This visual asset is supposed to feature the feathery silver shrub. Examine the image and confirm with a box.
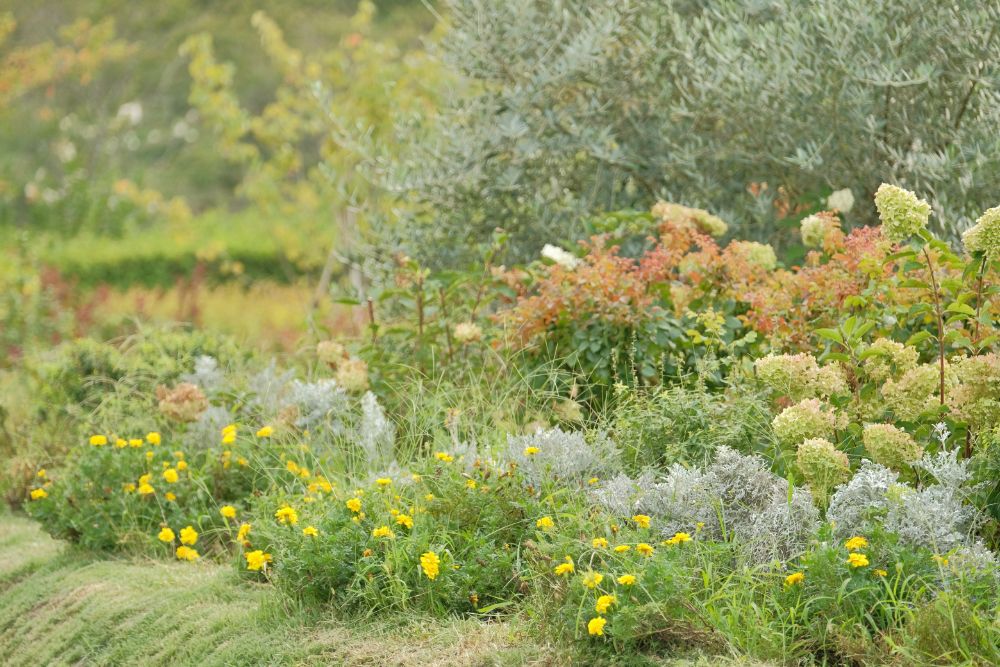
[594,447,819,563]
[507,427,620,487]
[283,379,349,433]
[182,355,225,394]
[357,391,395,469]
[828,450,983,553]
[389,0,1000,265]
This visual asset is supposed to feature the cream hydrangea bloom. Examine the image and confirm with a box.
[797,437,850,503]
[729,240,777,270]
[772,398,842,446]
[874,184,931,243]
[862,423,923,471]
[961,205,1000,260]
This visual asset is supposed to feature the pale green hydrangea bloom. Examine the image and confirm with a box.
[961,205,1000,260]
[772,398,841,446]
[874,183,931,243]
[861,339,919,383]
[729,240,777,271]
[862,423,923,471]
[797,437,850,504]
[755,353,847,401]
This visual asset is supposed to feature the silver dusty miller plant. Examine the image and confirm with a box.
[507,427,620,487]
[593,447,819,563]
[828,449,985,553]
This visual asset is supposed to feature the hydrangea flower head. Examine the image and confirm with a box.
[874,184,931,243]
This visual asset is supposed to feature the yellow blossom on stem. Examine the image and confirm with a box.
[785,572,804,586]
[220,505,237,519]
[395,514,414,529]
[237,523,252,543]
[588,617,607,636]
[592,537,609,549]
[256,425,274,438]
[158,527,175,542]
[179,525,198,546]
[582,571,604,589]
[617,574,636,586]
[275,505,298,525]
[163,468,179,484]
[847,552,869,568]
[302,526,319,537]
[665,532,691,546]
[146,432,161,445]
[175,546,199,561]
[346,497,362,513]
[636,543,654,557]
[536,516,554,530]
[595,595,616,614]
[245,550,272,571]
[613,545,631,553]
[632,514,651,529]
[434,452,454,463]
[554,556,575,576]
[89,435,107,446]
[419,550,441,580]
[30,488,48,500]
[523,446,540,456]
[844,536,868,551]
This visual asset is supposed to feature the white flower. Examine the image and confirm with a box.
[116,101,144,126]
[826,188,855,213]
[541,244,579,270]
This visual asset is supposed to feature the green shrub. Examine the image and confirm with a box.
[393,0,1000,264]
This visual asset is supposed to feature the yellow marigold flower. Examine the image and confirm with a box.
[275,505,298,525]
[176,460,188,471]
[145,451,154,461]
[222,423,237,435]
[617,574,636,586]
[536,516,554,530]
[395,514,414,529]
[346,497,362,513]
[632,514,651,529]
[420,551,441,580]
[220,505,237,519]
[554,556,575,576]
[237,457,248,467]
[362,548,373,558]
[874,569,888,577]
[847,552,869,568]
[588,477,599,485]
[115,438,128,448]
[237,522,252,543]
[372,525,395,539]
[582,571,604,589]
[245,549,272,571]
[138,483,155,496]
[435,452,454,463]
[179,525,198,545]
[256,425,274,438]
[523,446,540,456]
[587,616,607,636]
[614,545,631,553]
[595,594,616,614]
[785,572,805,586]
[222,431,236,445]
[175,546,199,561]
[89,434,107,446]
[37,469,46,479]
[665,532,692,546]
[636,543,654,557]
[375,477,392,487]
[592,537,609,549]
[285,460,300,475]
[158,527,175,542]
[424,493,434,502]
[129,438,144,448]
[123,482,136,493]
[302,526,319,537]
[844,536,868,551]
[163,468,179,484]
[165,492,176,502]
[146,432,161,445]
[465,479,477,490]
[139,473,152,485]
[30,488,48,500]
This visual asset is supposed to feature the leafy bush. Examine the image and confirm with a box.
[393,0,1000,264]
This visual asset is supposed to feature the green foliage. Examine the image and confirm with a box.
[394,0,1000,264]
[609,383,771,471]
